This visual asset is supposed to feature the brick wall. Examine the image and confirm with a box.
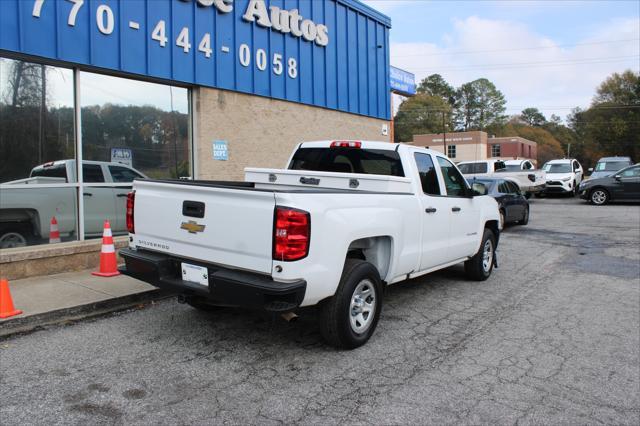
[195,88,390,181]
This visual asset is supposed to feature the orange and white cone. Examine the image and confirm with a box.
[92,220,120,277]
[0,278,23,319]
[49,216,61,244]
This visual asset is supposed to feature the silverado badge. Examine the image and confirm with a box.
[180,220,206,234]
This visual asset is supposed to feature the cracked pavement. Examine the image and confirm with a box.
[1,197,638,424]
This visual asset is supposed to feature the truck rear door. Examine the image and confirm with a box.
[132,180,276,274]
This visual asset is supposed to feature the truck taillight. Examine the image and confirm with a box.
[126,191,135,233]
[330,141,361,148]
[273,207,310,261]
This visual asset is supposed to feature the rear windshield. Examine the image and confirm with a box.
[503,165,522,171]
[595,161,631,172]
[30,164,68,181]
[289,148,405,177]
[458,163,488,174]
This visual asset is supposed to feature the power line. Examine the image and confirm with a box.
[406,55,640,72]
[391,38,640,58]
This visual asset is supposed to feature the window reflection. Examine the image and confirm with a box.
[0,58,75,183]
[80,72,190,180]
[0,58,77,248]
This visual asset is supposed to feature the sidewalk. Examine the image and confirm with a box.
[0,269,168,337]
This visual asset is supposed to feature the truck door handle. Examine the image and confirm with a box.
[425,207,437,213]
[83,192,93,197]
[452,207,461,212]
[116,193,128,197]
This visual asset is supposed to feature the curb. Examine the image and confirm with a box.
[0,289,174,339]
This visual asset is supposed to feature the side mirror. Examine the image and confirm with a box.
[614,175,622,181]
[472,182,487,196]
[588,167,594,172]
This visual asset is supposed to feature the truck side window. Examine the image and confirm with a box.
[83,164,105,183]
[437,157,469,197]
[109,166,142,183]
[414,153,440,195]
[498,181,509,194]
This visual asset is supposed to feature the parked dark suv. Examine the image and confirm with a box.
[578,164,640,205]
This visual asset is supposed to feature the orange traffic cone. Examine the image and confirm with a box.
[49,216,61,244]
[0,278,22,319]
[92,220,120,277]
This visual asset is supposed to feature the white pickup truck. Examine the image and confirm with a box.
[119,141,501,348]
[0,160,146,248]
[457,159,546,197]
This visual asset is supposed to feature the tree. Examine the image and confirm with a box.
[593,70,640,105]
[569,70,640,165]
[417,74,455,103]
[520,108,546,126]
[393,94,453,142]
[454,78,506,131]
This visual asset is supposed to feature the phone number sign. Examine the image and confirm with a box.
[0,0,392,120]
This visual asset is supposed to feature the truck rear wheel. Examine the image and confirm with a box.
[319,259,382,349]
[0,224,32,249]
[464,228,496,281]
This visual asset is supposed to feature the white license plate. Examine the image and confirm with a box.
[181,262,209,287]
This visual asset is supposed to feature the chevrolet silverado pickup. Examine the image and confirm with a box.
[119,141,501,348]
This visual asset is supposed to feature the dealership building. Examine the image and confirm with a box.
[0,0,393,278]
[412,131,538,164]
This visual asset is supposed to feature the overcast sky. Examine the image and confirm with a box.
[365,0,640,120]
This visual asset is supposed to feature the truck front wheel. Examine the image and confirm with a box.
[464,228,496,281]
[319,259,383,349]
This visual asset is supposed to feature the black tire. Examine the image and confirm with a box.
[319,259,383,349]
[534,192,544,198]
[499,209,506,229]
[524,192,532,200]
[464,228,496,281]
[589,188,610,205]
[0,223,33,249]
[518,206,529,225]
[185,296,223,311]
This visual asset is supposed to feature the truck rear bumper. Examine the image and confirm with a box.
[118,248,306,312]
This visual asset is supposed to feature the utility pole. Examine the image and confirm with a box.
[567,143,571,158]
[442,111,447,154]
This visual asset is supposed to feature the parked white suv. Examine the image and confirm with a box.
[541,159,584,196]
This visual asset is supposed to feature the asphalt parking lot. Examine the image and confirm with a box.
[1,196,638,425]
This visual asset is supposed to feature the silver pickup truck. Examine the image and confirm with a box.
[0,160,146,248]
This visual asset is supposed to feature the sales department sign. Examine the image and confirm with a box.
[0,0,392,120]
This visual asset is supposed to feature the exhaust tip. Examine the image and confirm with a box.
[281,312,298,323]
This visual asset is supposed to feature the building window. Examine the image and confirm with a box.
[491,144,501,157]
[447,145,456,159]
[0,57,192,249]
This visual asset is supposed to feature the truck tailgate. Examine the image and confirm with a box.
[131,180,275,274]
